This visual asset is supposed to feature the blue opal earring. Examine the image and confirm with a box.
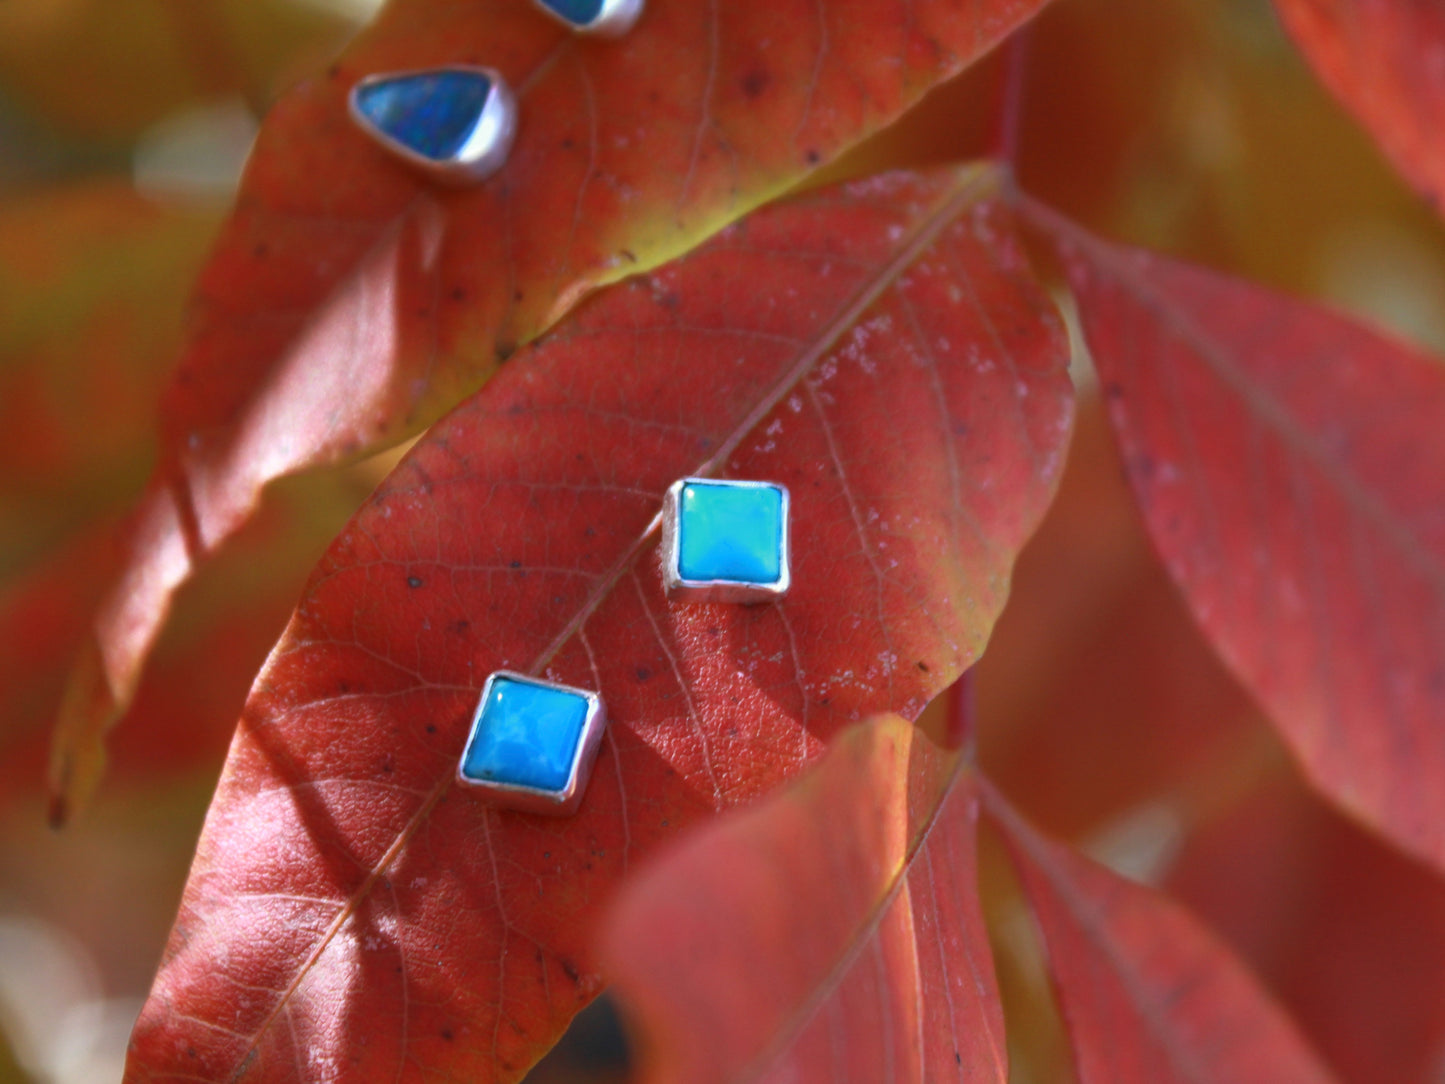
[532,0,644,36]
[661,478,792,604]
[349,65,517,183]
[458,671,607,815]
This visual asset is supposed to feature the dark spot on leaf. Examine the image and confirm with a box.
[635,666,651,682]
[513,289,524,302]
[426,725,437,734]
[510,559,522,569]
[805,148,820,164]
[450,618,471,635]
[741,68,770,98]
[187,1047,197,1059]
[562,137,575,149]
[621,249,637,263]
[450,286,465,301]
[916,660,930,672]
[327,64,340,79]
[1104,381,1124,401]
[441,1028,454,1042]
[561,960,581,983]
[496,340,516,362]
[253,242,269,258]
[407,575,423,588]
[954,1051,962,1065]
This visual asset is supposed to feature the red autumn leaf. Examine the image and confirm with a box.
[602,714,1003,1084]
[1167,758,1445,1084]
[0,183,220,578]
[977,395,1261,839]
[984,781,1340,1084]
[1273,0,1445,216]
[50,0,1057,820]
[0,472,376,804]
[123,167,1073,1082]
[1029,202,1445,875]
[0,183,373,800]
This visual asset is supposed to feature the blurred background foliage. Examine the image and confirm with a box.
[1,0,1443,1080]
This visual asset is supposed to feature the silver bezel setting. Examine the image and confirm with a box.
[457,670,607,815]
[661,478,792,604]
[348,65,518,185]
[533,0,644,37]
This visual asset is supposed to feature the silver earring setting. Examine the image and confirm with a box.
[531,0,644,37]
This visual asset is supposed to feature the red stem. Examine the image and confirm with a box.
[990,25,1033,171]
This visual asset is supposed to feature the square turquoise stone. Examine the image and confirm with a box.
[461,674,591,794]
[677,480,786,587]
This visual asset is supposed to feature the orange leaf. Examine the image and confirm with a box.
[1274,0,1445,216]
[1168,759,1445,1084]
[50,0,1056,817]
[603,715,1004,1084]
[985,781,1340,1084]
[0,183,219,578]
[1032,201,1445,875]
[123,166,1073,1082]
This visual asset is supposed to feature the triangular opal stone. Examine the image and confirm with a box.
[535,0,606,25]
[353,70,492,161]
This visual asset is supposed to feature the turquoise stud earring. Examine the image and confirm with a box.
[531,0,644,36]
[458,671,607,815]
[661,478,792,604]
[349,65,517,183]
